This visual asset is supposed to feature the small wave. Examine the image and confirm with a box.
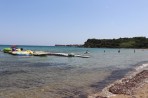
[135,63,148,71]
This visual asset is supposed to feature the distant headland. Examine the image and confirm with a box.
[83,36,148,48]
[55,44,82,47]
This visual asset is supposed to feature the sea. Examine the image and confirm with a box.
[0,45,148,98]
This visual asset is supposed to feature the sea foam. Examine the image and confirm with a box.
[135,63,148,71]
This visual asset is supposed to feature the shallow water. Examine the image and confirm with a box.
[0,45,148,98]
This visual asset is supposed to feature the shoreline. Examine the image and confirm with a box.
[88,70,148,98]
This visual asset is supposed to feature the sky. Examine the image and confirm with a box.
[0,0,148,46]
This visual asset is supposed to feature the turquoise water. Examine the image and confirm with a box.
[0,45,148,98]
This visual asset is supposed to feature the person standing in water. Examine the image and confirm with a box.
[85,50,89,54]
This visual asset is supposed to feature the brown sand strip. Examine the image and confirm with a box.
[89,70,148,98]
[109,70,148,95]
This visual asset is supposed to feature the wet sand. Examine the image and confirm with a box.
[88,70,148,98]
[110,83,148,98]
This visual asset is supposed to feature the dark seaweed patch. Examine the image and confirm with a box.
[90,68,132,91]
[57,88,88,98]
[0,78,44,89]
[27,62,68,67]
[0,70,27,76]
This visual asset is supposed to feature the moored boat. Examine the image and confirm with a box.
[3,48,12,53]
[11,50,33,56]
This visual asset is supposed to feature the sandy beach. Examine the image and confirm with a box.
[89,70,148,98]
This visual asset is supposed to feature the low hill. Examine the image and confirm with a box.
[83,37,148,48]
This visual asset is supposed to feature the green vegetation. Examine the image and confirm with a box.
[83,37,148,48]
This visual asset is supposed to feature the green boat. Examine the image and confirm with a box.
[3,48,12,53]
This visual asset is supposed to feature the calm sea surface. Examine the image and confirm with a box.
[0,45,148,98]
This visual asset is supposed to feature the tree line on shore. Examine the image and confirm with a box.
[83,37,148,48]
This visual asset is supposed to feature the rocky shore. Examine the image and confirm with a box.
[89,70,148,98]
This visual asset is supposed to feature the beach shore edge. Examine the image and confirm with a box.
[88,69,148,98]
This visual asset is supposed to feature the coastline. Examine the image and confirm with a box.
[88,69,148,98]
[1,47,148,98]
[110,83,148,98]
